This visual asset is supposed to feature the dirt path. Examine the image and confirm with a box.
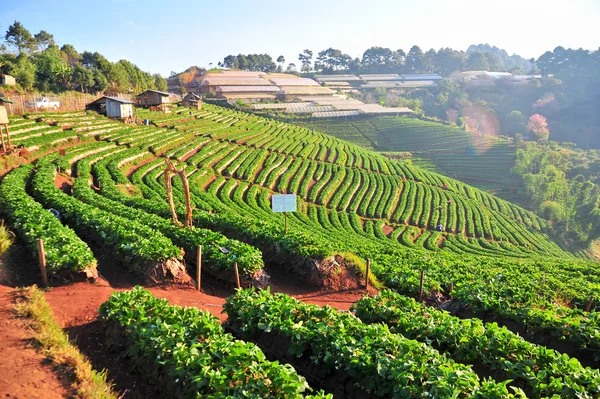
[0,285,68,399]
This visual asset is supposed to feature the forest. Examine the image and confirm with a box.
[0,21,168,94]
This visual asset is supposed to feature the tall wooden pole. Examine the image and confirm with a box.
[36,239,48,288]
[196,245,202,292]
[418,270,425,302]
[365,258,371,292]
[284,212,288,235]
[0,126,6,153]
[586,296,594,312]
[234,262,241,289]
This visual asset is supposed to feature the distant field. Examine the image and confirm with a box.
[300,116,524,199]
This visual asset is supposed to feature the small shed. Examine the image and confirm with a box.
[86,96,134,119]
[138,90,170,106]
[181,92,201,108]
[0,74,16,86]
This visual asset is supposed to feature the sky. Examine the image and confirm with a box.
[1,0,598,76]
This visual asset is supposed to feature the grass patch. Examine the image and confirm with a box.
[0,221,15,255]
[339,251,385,290]
[14,286,117,399]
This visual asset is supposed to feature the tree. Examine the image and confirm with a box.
[528,114,550,141]
[4,21,34,54]
[405,45,424,73]
[361,47,397,71]
[14,53,36,90]
[285,63,297,73]
[60,44,81,65]
[72,65,94,92]
[464,51,489,70]
[298,49,313,73]
[315,48,351,72]
[33,30,55,52]
[154,73,167,91]
[435,48,465,76]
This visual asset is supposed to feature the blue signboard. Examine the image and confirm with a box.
[272,194,297,213]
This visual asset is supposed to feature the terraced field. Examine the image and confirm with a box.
[301,116,523,196]
[2,106,600,398]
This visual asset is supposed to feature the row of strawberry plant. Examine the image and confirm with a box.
[0,164,97,278]
[353,290,600,398]
[100,287,331,398]
[224,288,525,398]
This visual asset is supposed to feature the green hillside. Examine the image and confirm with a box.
[2,105,600,397]
[300,116,523,199]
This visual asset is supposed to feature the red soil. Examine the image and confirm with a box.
[54,173,73,194]
[0,285,68,399]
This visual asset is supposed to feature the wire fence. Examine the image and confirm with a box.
[3,92,133,116]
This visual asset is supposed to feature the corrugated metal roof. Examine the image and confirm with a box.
[221,93,277,99]
[138,89,170,96]
[201,77,272,86]
[315,74,361,81]
[285,105,335,114]
[251,103,290,110]
[90,96,135,105]
[269,78,320,86]
[216,85,280,93]
[312,110,360,118]
[400,74,442,80]
[279,87,334,95]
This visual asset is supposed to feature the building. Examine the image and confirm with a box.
[0,74,16,86]
[138,90,170,111]
[86,96,135,119]
[181,92,202,108]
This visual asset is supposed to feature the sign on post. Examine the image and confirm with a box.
[272,194,297,234]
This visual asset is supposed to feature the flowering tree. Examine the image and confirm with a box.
[527,114,549,141]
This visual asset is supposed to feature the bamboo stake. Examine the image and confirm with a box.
[586,296,594,312]
[163,163,180,226]
[36,239,48,288]
[234,262,241,289]
[0,125,6,153]
[4,124,10,148]
[365,258,371,292]
[448,282,454,296]
[418,270,425,302]
[196,245,202,292]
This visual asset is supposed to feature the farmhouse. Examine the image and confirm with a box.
[86,96,135,119]
[0,74,16,86]
[138,89,171,112]
[181,92,202,108]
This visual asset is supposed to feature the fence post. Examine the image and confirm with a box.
[586,296,594,312]
[196,245,202,292]
[36,239,48,288]
[418,270,424,302]
[234,262,241,289]
[365,258,370,292]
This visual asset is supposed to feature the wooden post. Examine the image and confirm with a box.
[196,245,202,292]
[448,282,454,296]
[284,212,288,235]
[0,125,6,153]
[418,270,424,302]
[6,124,11,148]
[365,258,371,291]
[586,296,594,312]
[36,239,48,288]
[234,262,241,289]
[163,163,180,226]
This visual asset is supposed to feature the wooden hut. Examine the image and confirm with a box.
[138,90,170,111]
[181,92,201,108]
[86,96,135,120]
[0,74,16,86]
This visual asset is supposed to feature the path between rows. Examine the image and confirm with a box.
[0,285,68,399]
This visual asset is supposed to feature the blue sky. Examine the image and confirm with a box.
[2,0,598,76]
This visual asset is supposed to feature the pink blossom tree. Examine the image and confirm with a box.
[527,114,549,141]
